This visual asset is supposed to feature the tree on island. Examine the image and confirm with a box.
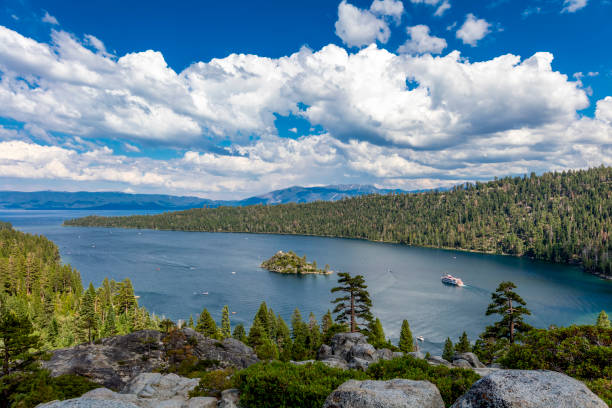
[455,331,471,353]
[398,320,414,353]
[596,310,610,328]
[331,272,373,333]
[196,308,217,338]
[484,281,531,344]
[442,337,454,361]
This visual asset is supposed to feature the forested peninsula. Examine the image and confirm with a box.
[65,167,612,278]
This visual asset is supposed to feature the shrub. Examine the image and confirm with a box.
[189,368,235,398]
[232,361,368,408]
[366,356,480,407]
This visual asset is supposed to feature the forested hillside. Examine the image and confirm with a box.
[66,167,612,278]
[0,222,159,349]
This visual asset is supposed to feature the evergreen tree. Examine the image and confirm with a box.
[442,337,454,361]
[596,310,610,328]
[196,308,217,338]
[254,302,269,332]
[484,281,532,343]
[276,315,292,361]
[455,331,471,353]
[247,317,268,348]
[160,318,175,333]
[290,308,309,360]
[79,283,97,343]
[188,315,195,329]
[331,272,373,332]
[256,337,279,361]
[321,310,333,336]
[102,304,117,337]
[368,317,385,347]
[221,305,231,339]
[306,312,322,352]
[116,278,137,315]
[398,320,414,353]
[232,324,247,343]
[0,306,40,376]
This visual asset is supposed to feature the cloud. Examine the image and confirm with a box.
[456,14,491,46]
[409,0,451,16]
[335,1,390,47]
[84,34,112,57]
[370,0,404,24]
[398,25,447,55]
[562,0,588,13]
[0,24,610,197]
[42,11,59,25]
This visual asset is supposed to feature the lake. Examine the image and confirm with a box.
[1,209,610,354]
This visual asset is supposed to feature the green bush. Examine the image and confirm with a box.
[1,369,100,408]
[366,356,481,407]
[189,368,235,398]
[232,361,368,408]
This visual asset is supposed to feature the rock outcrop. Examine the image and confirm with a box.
[323,379,445,408]
[451,353,484,369]
[43,329,258,390]
[37,373,218,408]
[451,369,608,408]
[314,332,397,371]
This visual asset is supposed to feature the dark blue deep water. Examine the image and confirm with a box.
[1,210,610,354]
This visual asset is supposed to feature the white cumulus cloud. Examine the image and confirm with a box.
[335,1,391,48]
[370,0,404,24]
[42,11,59,25]
[562,0,588,13]
[398,25,447,55]
[456,14,491,46]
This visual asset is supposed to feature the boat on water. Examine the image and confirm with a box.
[202,291,209,295]
[441,274,465,286]
[417,336,424,342]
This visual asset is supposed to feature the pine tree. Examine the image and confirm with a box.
[331,272,373,332]
[196,308,217,338]
[232,324,247,343]
[188,315,195,329]
[254,302,270,333]
[321,310,333,336]
[306,312,321,352]
[221,305,231,339]
[276,315,292,361]
[368,317,385,347]
[116,278,137,315]
[160,318,175,333]
[484,281,532,343]
[398,320,414,353]
[247,317,268,348]
[79,282,97,343]
[596,310,610,328]
[0,307,41,376]
[290,308,309,360]
[442,337,454,361]
[102,304,117,337]
[455,331,471,353]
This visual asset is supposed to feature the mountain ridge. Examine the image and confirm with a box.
[0,185,412,210]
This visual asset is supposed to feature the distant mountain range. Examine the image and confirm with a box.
[0,185,414,210]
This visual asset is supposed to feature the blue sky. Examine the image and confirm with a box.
[0,0,610,198]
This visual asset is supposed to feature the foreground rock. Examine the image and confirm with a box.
[315,332,398,371]
[43,329,258,389]
[38,373,218,408]
[451,370,608,408]
[323,379,445,408]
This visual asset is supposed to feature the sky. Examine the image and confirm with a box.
[0,0,611,199]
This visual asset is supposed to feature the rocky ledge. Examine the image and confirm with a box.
[42,329,258,390]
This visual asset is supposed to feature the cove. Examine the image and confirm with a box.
[2,209,610,354]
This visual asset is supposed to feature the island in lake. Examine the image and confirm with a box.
[261,250,332,274]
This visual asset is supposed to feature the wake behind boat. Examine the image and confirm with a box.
[441,274,465,286]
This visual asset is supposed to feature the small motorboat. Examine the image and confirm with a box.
[417,336,424,342]
[231,311,237,315]
[231,271,236,274]
[202,291,209,295]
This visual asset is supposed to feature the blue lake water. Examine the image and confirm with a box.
[1,209,611,354]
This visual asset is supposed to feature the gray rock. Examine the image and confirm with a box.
[426,356,452,368]
[330,332,368,361]
[37,399,140,408]
[347,357,371,371]
[451,370,608,408]
[184,397,217,408]
[472,367,498,377]
[323,379,445,408]
[407,351,424,360]
[391,352,404,359]
[452,359,472,369]
[349,343,378,363]
[43,329,258,390]
[375,348,394,361]
[122,373,199,400]
[218,389,240,408]
[317,344,333,360]
[452,353,484,369]
[321,358,349,370]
